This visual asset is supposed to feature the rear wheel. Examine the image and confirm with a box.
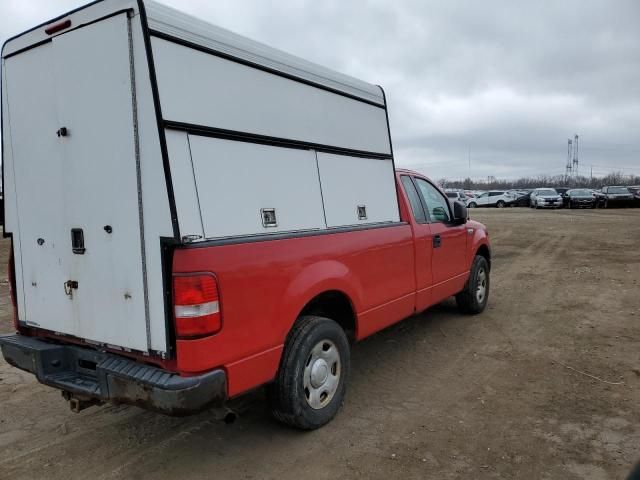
[268,315,350,430]
[456,255,490,314]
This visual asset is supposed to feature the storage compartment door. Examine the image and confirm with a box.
[188,136,326,239]
[316,153,400,228]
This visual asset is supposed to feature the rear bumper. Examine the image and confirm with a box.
[0,334,226,415]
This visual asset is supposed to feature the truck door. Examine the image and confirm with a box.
[3,13,150,352]
[399,175,433,311]
[413,177,468,302]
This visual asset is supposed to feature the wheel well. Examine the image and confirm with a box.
[299,291,356,342]
[476,244,491,271]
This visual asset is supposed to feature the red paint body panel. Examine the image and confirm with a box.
[168,171,490,398]
[173,224,416,378]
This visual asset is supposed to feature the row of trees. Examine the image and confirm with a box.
[439,172,640,191]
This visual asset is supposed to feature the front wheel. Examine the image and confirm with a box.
[496,200,505,208]
[456,255,490,314]
[268,315,350,430]
[468,202,477,208]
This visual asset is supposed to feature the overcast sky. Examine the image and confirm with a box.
[1,0,638,180]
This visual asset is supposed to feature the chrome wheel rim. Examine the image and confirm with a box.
[303,339,341,410]
[476,268,487,303]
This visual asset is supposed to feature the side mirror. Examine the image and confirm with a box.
[453,201,467,224]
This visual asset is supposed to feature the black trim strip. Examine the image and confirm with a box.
[159,237,177,357]
[3,38,51,60]
[164,120,392,160]
[149,30,386,109]
[183,221,408,249]
[137,1,180,241]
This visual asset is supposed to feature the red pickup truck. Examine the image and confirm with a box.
[0,0,490,430]
[178,169,491,429]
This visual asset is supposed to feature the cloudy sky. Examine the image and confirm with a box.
[1,0,638,180]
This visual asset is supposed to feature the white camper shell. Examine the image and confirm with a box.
[1,0,398,357]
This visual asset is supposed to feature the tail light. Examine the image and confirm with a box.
[173,274,222,338]
[45,19,71,35]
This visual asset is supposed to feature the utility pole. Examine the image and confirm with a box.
[572,134,579,179]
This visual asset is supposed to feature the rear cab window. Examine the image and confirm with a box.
[401,176,427,223]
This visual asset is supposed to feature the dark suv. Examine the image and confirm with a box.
[597,186,634,208]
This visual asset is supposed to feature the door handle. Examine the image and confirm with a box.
[433,234,441,248]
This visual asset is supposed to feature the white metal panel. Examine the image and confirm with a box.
[317,153,400,228]
[1,64,26,320]
[129,14,174,353]
[3,45,65,326]
[151,37,391,155]
[144,0,384,106]
[4,14,149,352]
[165,130,204,241]
[188,136,326,239]
[50,14,148,351]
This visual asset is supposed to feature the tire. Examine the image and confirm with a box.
[268,315,350,430]
[468,202,477,208]
[496,200,505,208]
[456,255,490,315]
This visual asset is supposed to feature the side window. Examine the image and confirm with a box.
[401,176,426,223]
[489,192,502,197]
[414,178,451,223]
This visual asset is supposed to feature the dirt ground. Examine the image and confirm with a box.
[0,208,639,479]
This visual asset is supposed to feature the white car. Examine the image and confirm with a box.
[530,188,563,209]
[467,191,515,208]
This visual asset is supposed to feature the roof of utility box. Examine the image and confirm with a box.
[143,0,385,106]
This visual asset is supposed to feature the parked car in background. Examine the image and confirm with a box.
[445,190,468,205]
[598,186,634,208]
[566,189,596,208]
[627,186,640,207]
[530,188,563,209]
[509,191,532,207]
[554,188,571,208]
[467,191,515,208]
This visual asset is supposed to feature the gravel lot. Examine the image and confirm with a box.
[0,208,639,479]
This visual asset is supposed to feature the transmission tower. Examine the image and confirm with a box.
[565,138,573,183]
[572,134,579,178]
